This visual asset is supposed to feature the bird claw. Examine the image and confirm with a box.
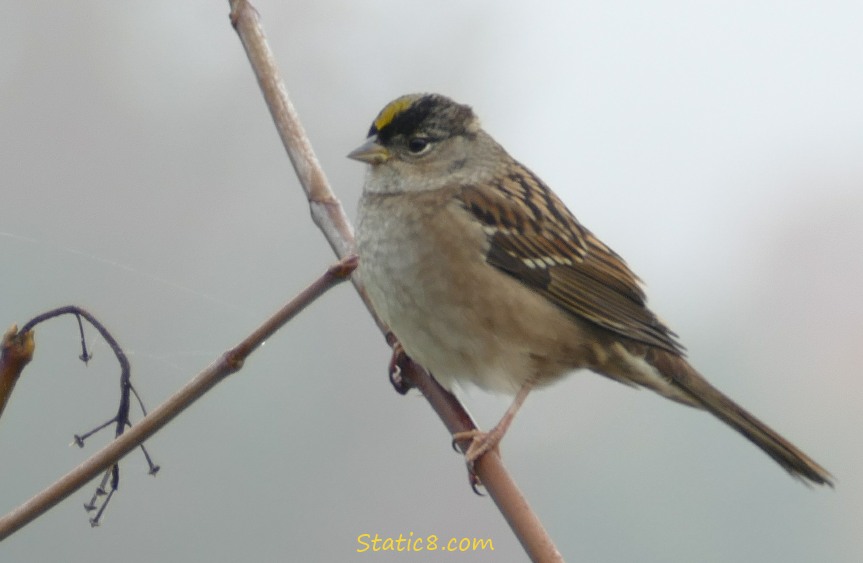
[387,339,413,395]
[468,468,485,496]
[452,428,506,495]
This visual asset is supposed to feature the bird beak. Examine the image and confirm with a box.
[347,138,391,164]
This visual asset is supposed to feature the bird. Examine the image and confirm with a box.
[348,92,832,486]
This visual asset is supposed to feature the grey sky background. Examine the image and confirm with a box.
[2,2,861,561]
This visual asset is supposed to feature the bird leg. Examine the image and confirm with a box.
[453,381,533,465]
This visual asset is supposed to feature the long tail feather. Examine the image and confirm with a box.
[646,348,833,486]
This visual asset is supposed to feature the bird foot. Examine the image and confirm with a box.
[452,428,503,494]
[387,338,413,395]
[452,426,504,466]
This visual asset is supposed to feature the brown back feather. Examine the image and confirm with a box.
[458,167,683,354]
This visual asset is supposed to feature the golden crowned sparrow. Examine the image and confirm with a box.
[349,93,832,486]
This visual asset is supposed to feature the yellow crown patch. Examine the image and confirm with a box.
[373,95,418,133]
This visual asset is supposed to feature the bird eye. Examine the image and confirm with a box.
[407,137,431,154]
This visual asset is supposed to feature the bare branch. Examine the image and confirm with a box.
[13,306,160,523]
[0,255,357,541]
[228,1,563,560]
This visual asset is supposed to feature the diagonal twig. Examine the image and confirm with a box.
[0,255,357,541]
[228,1,563,561]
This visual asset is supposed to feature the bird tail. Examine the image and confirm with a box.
[645,348,834,486]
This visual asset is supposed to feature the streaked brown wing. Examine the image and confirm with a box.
[458,170,683,354]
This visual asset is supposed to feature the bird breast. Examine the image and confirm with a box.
[357,187,595,394]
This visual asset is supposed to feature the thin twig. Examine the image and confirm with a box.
[228,2,563,561]
[22,307,135,441]
[18,306,159,522]
[0,255,357,541]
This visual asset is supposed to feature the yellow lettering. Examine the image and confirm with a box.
[474,537,494,551]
